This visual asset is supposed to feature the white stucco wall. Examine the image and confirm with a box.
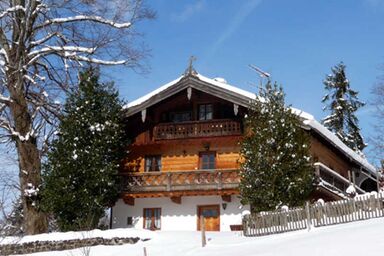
[112,195,250,231]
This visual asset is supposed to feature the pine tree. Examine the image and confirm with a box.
[41,68,127,231]
[240,81,314,212]
[322,62,366,152]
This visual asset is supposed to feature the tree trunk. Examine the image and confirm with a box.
[8,69,48,235]
[17,139,48,235]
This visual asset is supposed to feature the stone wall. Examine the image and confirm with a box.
[0,236,143,255]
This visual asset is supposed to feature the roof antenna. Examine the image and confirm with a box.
[185,56,197,76]
[248,64,270,78]
[248,64,271,88]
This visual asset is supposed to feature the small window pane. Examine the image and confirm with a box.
[200,152,215,169]
[144,208,161,230]
[199,104,213,120]
[205,105,213,120]
[154,209,161,229]
[171,112,191,122]
[144,209,152,229]
[145,156,161,172]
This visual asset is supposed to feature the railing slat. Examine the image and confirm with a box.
[153,119,242,140]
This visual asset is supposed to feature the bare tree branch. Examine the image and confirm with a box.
[0,0,154,234]
[36,15,132,30]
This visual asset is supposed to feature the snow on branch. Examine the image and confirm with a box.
[0,5,26,19]
[0,94,12,104]
[37,15,132,29]
[65,55,126,65]
[30,32,61,47]
[28,46,97,58]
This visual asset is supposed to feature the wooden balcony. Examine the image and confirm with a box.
[314,162,365,197]
[120,169,240,194]
[153,119,242,140]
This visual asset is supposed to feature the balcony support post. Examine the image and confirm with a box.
[167,172,171,191]
[170,196,182,204]
[221,195,231,202]
[123,196,135,206]
[218,171,223,190]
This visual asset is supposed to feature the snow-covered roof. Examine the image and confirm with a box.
[126,76,184,109]
[124,72,377,175]
[303,118,376,174]
[195,73,256,100]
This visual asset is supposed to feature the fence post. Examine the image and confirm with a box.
[305,201,311,232]
[143,247,147,256]
[201,217,206,247]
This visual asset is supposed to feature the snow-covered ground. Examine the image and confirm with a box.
[5,218,384,256]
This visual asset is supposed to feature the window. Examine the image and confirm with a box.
[143,208,161,230]
[199,152,216,169]
[199,104,213,120]
[170,111,192,122]
[127,217,133,226]
[145,155,161,172]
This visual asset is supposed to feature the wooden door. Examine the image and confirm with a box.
[198,205,220,231]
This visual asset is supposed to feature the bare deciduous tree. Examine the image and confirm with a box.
[0,0,154,234]
[371,81,384,163]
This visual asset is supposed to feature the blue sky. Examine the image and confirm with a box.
[110,0,384,164]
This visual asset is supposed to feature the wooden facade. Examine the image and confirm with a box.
[119,72,376,205]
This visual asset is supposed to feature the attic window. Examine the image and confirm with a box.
[199,104,213,120]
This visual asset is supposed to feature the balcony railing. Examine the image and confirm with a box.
[121,169,240,193]
[120,163,364,197]
[314,162,365,196]
[153,119,241,140]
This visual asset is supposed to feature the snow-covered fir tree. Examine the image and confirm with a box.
[240,81,314,212]
[41,68,127,231]
[322,62,366,152]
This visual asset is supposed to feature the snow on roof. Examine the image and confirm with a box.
[213,77,228,83]
[196,73,256,100]
[125,76,184,109]
[304,118,376,174]
[123,72,377,175]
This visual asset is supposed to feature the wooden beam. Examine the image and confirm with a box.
[123,196,135,205]
[121,188,240,199]
[170,196,182,204]
[221,195,231,202]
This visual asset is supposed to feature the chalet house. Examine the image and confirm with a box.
[111,67,378,232]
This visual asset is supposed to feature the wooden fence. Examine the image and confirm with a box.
[243,192,384,237]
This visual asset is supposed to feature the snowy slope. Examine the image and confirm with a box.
[8,217,384,256]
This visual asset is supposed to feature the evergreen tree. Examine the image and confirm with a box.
[240,81,313,212]
[322,62,366,152]
[41,68,127,231]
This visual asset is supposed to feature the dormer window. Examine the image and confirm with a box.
[199,104,213,120]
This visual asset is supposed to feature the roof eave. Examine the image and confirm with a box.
[123,74,254,118]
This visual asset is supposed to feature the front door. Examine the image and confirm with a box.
[198,205,220,231]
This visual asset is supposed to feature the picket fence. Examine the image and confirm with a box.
[243,192,384,237]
